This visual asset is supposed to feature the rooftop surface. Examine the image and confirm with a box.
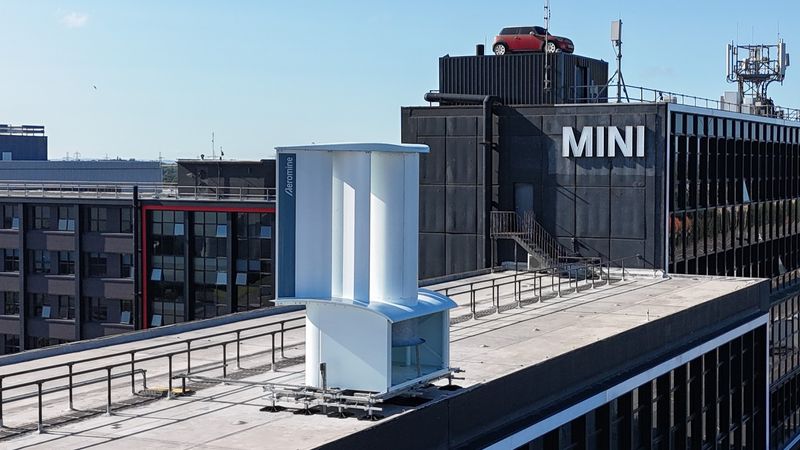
[0,271,765,449]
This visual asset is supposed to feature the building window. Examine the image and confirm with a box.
[31,250,52,274]
[236,212,274,311]
[87,252,107,277]
[2,291,19,315]
[149,210,186,326]
[120,299,132,324]
[29,293,46,317]
[58,206,76,231]
[1,248,19,272]
[89,207,108,232]
[2,205,19,230]
[193,211,229,319]
[121,208,133,233]
[121,253,133,278]
[56,295,75,320]
[152,210,185,236]
[58,251,76,275]
[33,206,50,230]
[2,334,19,354]
[84,296,108,322]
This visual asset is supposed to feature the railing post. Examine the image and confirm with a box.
[37,382,43,433]
[584,263,589,290]
[557,274,562,298]
[471,289,476,319]
[537,274,542,300]
[68,363,74,410]
[236,331,242,369]
[222,343,228,378]
[167,355,173,399]
[0,377,4,428]
[591,263,596,289]
[280,321,285,358]
[130,352,136,395]
[271,333,277,372]
[106,367,113,416]
[186,341,191,374]
[622,259,626,282]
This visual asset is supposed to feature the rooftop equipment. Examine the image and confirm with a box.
[726,39,790,117]
[274,143,456,395]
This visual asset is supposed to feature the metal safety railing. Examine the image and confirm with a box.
[438,254,655,323]
[491,210,572,266]
[0,181,276,202]
[568,84,800,122]
[0,254,653,435]
[0,315,303,434]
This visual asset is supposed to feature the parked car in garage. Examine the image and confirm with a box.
[492,26,574,55]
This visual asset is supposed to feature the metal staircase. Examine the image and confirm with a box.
[490,211,573,268]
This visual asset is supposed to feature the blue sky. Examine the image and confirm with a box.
[0,0,797,161]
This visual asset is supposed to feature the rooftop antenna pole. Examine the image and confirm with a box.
[211,131,216,160]
[543,0,551,101]
[610,19,628,102]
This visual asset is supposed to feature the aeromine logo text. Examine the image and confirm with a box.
[284,155,294,197]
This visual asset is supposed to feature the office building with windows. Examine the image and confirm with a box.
[0,182,275,355]
[399,51,800,449]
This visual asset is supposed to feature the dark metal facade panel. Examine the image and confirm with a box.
[445,186,478,234]
[575,186,610,238]
[404,102,666,275]
[419,233,446,280]
[417,137,447,185]
[403,106,490,279]
[445,137,479,185]
[446,234,477,275]
[0,134,47,161]
[610,188,646,239]
[419,185,445,233]
[496,103,666,269]
[439,53,608,106]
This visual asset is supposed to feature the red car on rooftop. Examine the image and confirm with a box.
[492,26,574,55]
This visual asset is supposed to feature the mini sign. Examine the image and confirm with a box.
[562,125,645,158]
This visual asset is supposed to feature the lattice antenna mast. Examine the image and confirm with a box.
[726,39,790,116]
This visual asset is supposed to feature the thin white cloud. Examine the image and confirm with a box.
[61,12,89,29]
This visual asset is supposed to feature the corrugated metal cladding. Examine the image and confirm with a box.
[438,53,608,105]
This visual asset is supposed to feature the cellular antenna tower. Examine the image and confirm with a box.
[726,39,790,117]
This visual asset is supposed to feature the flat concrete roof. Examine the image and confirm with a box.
[1,272,768,449]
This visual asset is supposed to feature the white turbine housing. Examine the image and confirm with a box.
[274,143,455,394]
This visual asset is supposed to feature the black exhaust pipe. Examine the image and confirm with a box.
[423,92,500,269]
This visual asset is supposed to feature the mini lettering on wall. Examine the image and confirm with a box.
[562,126,645,158]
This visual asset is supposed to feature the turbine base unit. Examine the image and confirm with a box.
[274,143,456,395]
